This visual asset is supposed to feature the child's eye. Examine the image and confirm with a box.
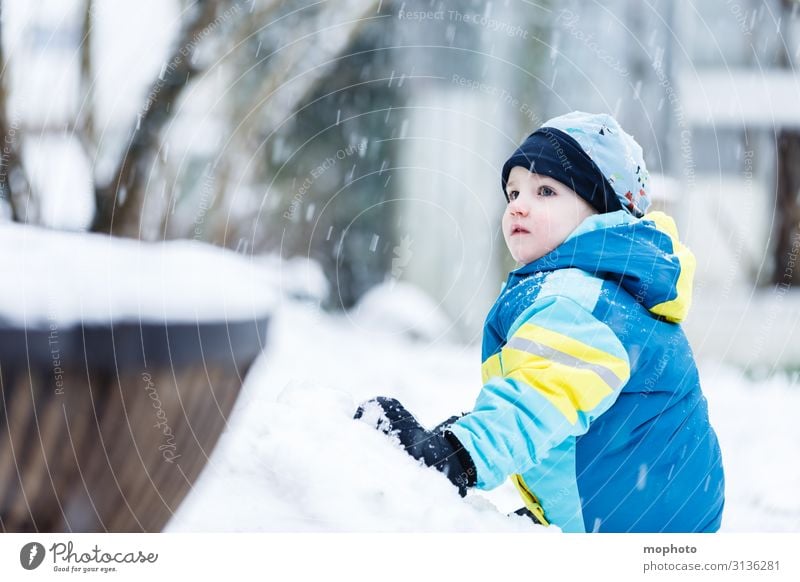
[506,190,520,202]
[538,186,556,197]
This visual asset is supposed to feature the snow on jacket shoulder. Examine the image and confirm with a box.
[449,211,725,533]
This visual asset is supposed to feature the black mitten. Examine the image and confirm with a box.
[355,397,476,496]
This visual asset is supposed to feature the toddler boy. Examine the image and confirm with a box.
[356,111,725,533]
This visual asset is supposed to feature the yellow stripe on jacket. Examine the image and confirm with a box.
[501,321,630,425]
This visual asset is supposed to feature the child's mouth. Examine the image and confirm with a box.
[511,225,530,236]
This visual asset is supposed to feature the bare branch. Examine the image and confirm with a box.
[91,0,238,236]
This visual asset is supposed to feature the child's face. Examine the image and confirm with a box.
[502,167,598,265]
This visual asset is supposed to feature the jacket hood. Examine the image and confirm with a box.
[507,210,696,323]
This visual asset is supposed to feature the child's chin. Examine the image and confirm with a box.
[511,249,544,265]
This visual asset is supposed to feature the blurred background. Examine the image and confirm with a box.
[1,0,799,531]
[2,0,800,356]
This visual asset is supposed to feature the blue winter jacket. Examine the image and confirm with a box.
[449,210,725,532]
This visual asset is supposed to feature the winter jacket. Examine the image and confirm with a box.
[448,210,725,532]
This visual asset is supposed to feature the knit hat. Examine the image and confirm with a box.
[501,111,650,217]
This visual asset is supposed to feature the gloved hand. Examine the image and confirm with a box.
[354,397,477,496]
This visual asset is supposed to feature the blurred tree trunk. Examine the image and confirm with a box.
[0,0,35,222]
[771,0,799,287]
[76,0,96,159]
[774,130,800,287]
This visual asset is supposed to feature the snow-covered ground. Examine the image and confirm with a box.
[702,364,800,532]
[167,283,800,533]
[167,294,541,532]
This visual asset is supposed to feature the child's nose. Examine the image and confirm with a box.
[508,198,528,216]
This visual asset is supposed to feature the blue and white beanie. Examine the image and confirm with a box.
[501,111,651,217]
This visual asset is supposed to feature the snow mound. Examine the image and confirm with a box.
[261,254,329,304]
[350,281,454,342]
[167,301,542,532]
[170,379,541,532]
[0,223,277,325]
